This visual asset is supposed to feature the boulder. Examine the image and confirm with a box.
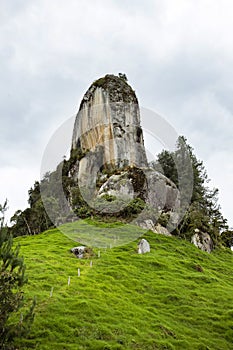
[98,172,134,199]
[191,231,213,253]
[136,221,172,236]
[96,167,180,234]
[138,238,150,254]
[137,219,155,231]
[142,168,180,212]
[71,246,87,259]
[154,224,172,236]
[97,168,180,210]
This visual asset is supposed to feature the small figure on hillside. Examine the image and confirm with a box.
[138,238,150,254]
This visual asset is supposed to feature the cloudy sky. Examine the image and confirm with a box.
[0,0,232,227]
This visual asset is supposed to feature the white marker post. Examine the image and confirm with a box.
[68,276,71,286]
[78,268,80,277]
[90,260,93,267]
[50,287,54,297]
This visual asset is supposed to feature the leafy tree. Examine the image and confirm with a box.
[10,179,55,237]
[221,229,233,248]
[28,181,41,207]
[153,150,178,185]
[151,136,228,244]
[0,201,35,349]
[10,210,30,237]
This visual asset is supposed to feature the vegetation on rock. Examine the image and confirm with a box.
[91,74,138,103]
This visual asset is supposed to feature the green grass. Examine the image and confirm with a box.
[59,218,146,248]
[14,219,233,349]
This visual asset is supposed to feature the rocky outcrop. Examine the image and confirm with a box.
[142,169,180,211]
[155,224,172,236]
[136,220,172,236]
[69,74,180,236]
[96,167,180,232]
[97,168,180,209]
[72,74,148,175]
[98,172,134,200]
[191,230,214,253]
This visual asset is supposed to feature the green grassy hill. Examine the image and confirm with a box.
[15,220,233,350]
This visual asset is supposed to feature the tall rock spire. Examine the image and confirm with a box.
[68,74,180,235]
[71,74,148,170]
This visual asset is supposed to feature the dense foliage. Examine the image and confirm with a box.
[0,201,35,349]
[151,136,228,243]
[10,181,53,237]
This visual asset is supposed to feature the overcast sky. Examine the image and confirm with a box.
[0,0,232,227]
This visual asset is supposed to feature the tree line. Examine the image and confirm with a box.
[8,136,233,247]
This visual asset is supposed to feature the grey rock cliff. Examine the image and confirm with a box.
[69,74,181,236]
[72,74,148,174]
[96,167,180,232]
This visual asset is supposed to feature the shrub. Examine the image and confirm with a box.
[0,201,35,349]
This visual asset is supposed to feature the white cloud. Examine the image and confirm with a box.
[206,151,233,229]
[0,166,39,223]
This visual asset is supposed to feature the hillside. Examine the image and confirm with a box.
[15,220,233,350]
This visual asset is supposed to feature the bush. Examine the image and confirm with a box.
[221,230,233,248]
[121,198,145,218]
[158,213,170,227]
[0,201,35,349]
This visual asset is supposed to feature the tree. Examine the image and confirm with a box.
[151,136,228,244]
[10,210,32,236]
[0,201,35,349]
[154,150,178,185]
[28,181,41,207]
[221,229,233,248]
[10,178,55,237]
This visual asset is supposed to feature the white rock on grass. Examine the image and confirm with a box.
[138,238,150,254]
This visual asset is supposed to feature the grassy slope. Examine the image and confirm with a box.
[14,220,233,350]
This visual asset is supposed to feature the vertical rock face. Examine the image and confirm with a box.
[69,74,180,237]
[71,74,148,171]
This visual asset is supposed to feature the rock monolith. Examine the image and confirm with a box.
[69,74,180,234]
